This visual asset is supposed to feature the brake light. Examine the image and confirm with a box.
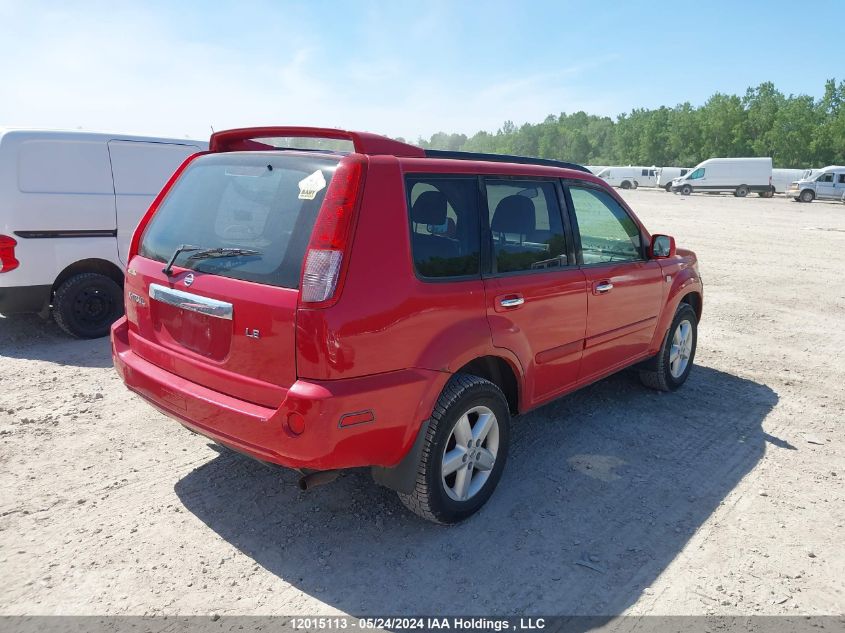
[300,157,365,307]
[127,151,209,261]
[0,235,19,273]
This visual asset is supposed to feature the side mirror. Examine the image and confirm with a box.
[650,234,676,259]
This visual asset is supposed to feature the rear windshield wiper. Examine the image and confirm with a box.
[162,244,201,276]
[187,247,262,261]
[161,245,262,276]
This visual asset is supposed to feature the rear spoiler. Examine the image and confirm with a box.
[209,126,426,157]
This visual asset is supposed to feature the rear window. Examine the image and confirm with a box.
[139,153,339,288]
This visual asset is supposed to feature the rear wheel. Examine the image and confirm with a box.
[664,183,672,192]
[680,184,692,196]
[758,187,774,198]
[639,303,697,392]
[53,272,124,339]
[799,189,815,203]
[398,374,510,524]
[735,185,749,197]
[620,180,632,190]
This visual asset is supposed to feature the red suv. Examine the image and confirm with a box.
[112,127,703,523]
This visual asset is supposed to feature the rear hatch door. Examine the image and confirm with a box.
[124,152,341,408]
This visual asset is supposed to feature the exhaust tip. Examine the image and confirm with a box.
[298,470,340,491]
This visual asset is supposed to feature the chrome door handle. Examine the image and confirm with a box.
[595,282,614,293]
[499,297,525,308]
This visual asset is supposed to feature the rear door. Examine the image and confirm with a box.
[481,178,587,405]
[125,152,341,407]
[564,183,664,382]
[108,140,202,265]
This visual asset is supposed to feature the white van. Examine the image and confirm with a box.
[596,166,658,189]
[787,166,845,202]
[670,157,773,197]
[771,168,806,194]
[0,129,206,337]
[656,167,693,191]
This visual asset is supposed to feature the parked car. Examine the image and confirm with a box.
[771,168,806,194]
[671,157,773,197]
[596,166,658,189]
[111,127,703,523]
[656,167,693,192]
[787,166,845,202]
[0,129,206,337]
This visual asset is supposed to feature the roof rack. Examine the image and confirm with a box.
[424,149,591,173]
[209,126,425,157]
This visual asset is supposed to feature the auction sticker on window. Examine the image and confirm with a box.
[298,169,327,200]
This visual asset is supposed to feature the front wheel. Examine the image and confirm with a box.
[664,183,672,192]
[735,185,749,197]
[799,189,815,203]
[639,303,698,392]
[680,184,692,196]
[398,374,510,524]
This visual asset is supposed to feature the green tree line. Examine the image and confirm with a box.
[411,80,845,169]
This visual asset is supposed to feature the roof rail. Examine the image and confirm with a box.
[209,126,425,157]
[424,149,591,173]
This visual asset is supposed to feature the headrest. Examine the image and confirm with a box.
[491,195,535,234]
[411,191,448,225]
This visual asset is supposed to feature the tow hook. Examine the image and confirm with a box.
[298,470,340,491]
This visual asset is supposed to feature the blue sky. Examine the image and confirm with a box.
[0,0,841,142]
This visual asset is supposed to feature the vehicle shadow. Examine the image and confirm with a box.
[0,313,113,369]
[175,365,779,615]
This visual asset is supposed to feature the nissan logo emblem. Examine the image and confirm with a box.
[184,273,194,287]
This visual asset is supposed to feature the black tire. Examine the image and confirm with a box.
[639,303,698,392]
[398,374,510,524]
[680,184,692,196]
[758,187,774,198]
[735,185,749,197]
[664,183,672,192]
[53,272,124,339]
[799,189,815,203]
[620,180,632,190]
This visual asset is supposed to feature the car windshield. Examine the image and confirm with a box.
[139,152,340,288]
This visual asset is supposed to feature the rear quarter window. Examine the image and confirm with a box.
[406,176,480,279]
[139,153,339,289]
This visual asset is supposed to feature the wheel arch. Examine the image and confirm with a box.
[52,258,124,296]
[455,355,520,415]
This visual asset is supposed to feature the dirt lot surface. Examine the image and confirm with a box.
[1,190,843,617]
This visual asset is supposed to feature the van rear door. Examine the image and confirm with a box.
[108,140,202,265]
[124,152,343,408]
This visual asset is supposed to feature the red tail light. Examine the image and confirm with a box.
[127,151,209,261]
[300,157,365,307]
[0,235,19,273]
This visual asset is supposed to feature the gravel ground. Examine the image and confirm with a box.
[1,189,843,616]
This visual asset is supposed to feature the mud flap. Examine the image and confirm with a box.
[370,419,431,495]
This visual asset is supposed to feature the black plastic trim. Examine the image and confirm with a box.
[14,230,117,239]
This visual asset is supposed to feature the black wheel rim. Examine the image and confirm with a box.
[72,284,115,329]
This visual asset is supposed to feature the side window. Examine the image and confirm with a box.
[485,180,568,273]
[689,168,704,180]
[569,186,643,264]
[838,174,845,184]
[407,177,480,279]
[641,169,649,177]
[818,173,833,183]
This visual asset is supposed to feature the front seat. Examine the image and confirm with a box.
[411,191,460,263]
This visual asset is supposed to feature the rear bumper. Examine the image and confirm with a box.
[0,284,51,314]
[111,317,446,471]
